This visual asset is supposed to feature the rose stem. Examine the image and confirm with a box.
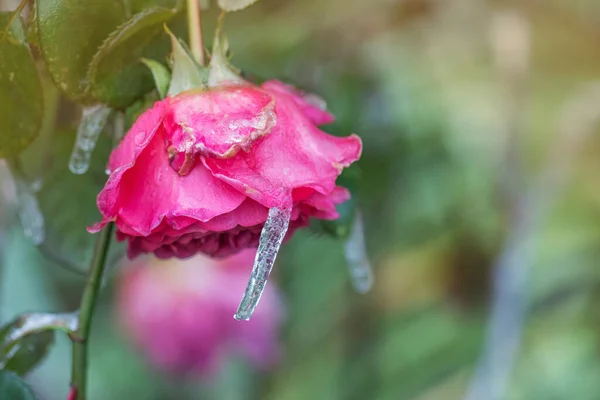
[71,223,114,400]
[186,0,205,66]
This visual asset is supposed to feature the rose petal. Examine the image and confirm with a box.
[202,87,362,209]
[262,80,335,126]
[112,128,247,236]
[166,86,276,168]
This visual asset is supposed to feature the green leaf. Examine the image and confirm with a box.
[0,371,37,400]
[0,13,43,158]
[0,317,54,376]
[23,128,121,268]
[320,196,357,240]
[36,1,182,107]
[36,0,127,102]
[141,58,171,99]
[124,92,160,130]
[166,27,207,95]
[217,0,259,12]
[88,7,179,108]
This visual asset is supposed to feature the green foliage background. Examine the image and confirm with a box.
[3,0,600,399]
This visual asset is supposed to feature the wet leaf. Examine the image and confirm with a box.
[217,0,259,12]
[88,7,179,107]
[0,13,43,157]
[37,1,181,107]
[0,317,54,376]
[36,0,126,102]
[0,371,37,400]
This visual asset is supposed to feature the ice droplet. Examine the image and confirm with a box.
[234,206,292,321]
[344,212,374,294]
[14,176,45,246]
[68,105,111,175]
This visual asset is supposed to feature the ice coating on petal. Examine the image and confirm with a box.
[69,105,111,175]
[262,80,335,125]
[234,207,292,321]
[202,86,362,209]
[165,86,276,175]
[344,211,373,294]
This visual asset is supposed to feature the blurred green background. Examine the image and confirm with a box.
[3,0,600,399]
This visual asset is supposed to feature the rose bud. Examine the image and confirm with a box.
[116,249,284,376]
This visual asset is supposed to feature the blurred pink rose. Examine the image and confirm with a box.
[116,249,284,376]
[89,80,361,260]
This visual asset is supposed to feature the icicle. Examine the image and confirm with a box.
[344,211,374,294]
[13,174,45,245]
[234,206,292,321]
[68,105,111,175]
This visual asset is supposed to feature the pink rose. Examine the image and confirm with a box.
[89,80,361,259]
[117,249,284,375]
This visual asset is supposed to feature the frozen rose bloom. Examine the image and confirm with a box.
[116,249,283,375]
[89,78,362,259]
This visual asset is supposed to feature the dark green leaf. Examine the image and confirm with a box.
[88,7,179,107]
[166,27,207,95]
[0,371,37,400]
[36,0,127,102]
[320,196,357,239]
[0,13,43,157]
[0,317,54,376]
[217,0,259,12]
[36,0,181,107]
[141,58,171,99]
[124,92,160,131]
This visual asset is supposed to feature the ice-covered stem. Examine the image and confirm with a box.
[186,0,204,65]
[71,223,114,400]
[234,207,291,321]
[344,211,374,294]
